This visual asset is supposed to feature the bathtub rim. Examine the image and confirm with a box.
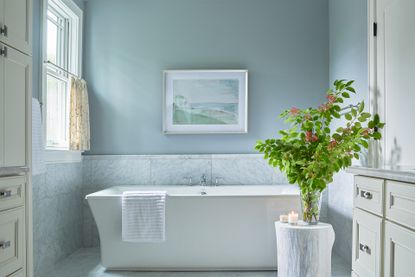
[85,184,300,199]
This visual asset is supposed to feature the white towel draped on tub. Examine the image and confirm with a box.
[122,191,167,242]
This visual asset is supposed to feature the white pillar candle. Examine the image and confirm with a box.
[288,211,299,225]
[280,214,288,223]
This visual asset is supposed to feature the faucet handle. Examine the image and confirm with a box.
[214,176,224,186]
[183,176,193,186]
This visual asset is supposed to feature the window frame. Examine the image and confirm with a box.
[41,0,83,163]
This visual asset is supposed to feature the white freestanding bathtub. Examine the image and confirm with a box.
[86,185,300,271]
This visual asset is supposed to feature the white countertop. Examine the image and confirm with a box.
[347,166,415,183]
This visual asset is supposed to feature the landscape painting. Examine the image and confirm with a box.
[172,79,239,125]
[164,70,248,134]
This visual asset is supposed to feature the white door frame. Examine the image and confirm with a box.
[368,0,385,167]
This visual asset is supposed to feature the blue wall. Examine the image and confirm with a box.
[83,0,329,155]
[329,0,368,102]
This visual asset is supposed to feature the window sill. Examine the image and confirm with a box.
[45,149,82,164]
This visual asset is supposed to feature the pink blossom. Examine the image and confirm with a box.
[326,94,337,103]
[318,103,329,112]
[304,130,319,143]
[305,131,312,142]
[290,107,300,116]
[362,128,371,137]
[328,139,337,150]
[305,131,318,142]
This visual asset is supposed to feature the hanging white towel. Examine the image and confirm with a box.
[32,98,45,175]
[122,191,167,242]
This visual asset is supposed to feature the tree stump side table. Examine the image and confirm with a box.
[275,221,335,277]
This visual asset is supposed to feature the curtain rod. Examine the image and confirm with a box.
[44,60,80,78]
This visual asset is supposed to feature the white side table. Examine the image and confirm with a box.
[275,221,335,277]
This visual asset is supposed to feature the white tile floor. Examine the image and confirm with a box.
[43,248,351,277]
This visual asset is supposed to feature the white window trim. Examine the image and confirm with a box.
[40,0,83,163]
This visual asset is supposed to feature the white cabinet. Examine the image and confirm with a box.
[352,176,415,277]
[0,42,30,167]
[385,180,415,230]
[352,208,383,277]
[0,0,32,55]
[0,207,25,277]
[0,176,25,211]
[384,221,415,277]
[0,0,32,276]
[354,176,384,216]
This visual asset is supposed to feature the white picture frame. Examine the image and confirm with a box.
[163,70,248,134]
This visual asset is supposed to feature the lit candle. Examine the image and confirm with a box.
[280,214,288,223]
[288,211,298,225]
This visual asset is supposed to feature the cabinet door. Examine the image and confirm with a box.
[352,208,383,277]
[0,0,32,55]
[384,221,415,277]
[0,207,25,277]
[0,42,30,167]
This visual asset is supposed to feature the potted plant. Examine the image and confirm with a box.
[256,80,384,224]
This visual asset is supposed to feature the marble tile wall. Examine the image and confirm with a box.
[327,170,354,267]
[32,162,83,277]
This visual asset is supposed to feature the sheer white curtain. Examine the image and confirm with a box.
[69,77,90,151]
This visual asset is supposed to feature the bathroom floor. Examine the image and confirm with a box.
[43,248,351,277]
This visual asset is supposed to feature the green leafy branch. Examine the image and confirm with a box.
[255,80,384,194]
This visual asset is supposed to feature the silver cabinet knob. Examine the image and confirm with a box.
[359,243,371,254]
[0,241,11,249]
[0,25,7,37]
[360,190,372,199]
[0,46,7,57]
[0,190,12,198]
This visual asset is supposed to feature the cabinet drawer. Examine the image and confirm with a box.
[354,176,384,216]
[0,176,25,211]
[0,207,25,277]
[384,221,415,277]
[385,180,415,230]
[352,208,382,277]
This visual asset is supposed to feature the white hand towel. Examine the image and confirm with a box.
[122,191,167,242]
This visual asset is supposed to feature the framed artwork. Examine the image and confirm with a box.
[163,70,248,134]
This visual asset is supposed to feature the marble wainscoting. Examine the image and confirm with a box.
[32,162,84,277]
[327,170,355,267]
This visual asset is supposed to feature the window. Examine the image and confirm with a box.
[42,0,83,153]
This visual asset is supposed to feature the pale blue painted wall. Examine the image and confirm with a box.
[328,0,368,267]
[329,0,368,101]
[83,0,329,155]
